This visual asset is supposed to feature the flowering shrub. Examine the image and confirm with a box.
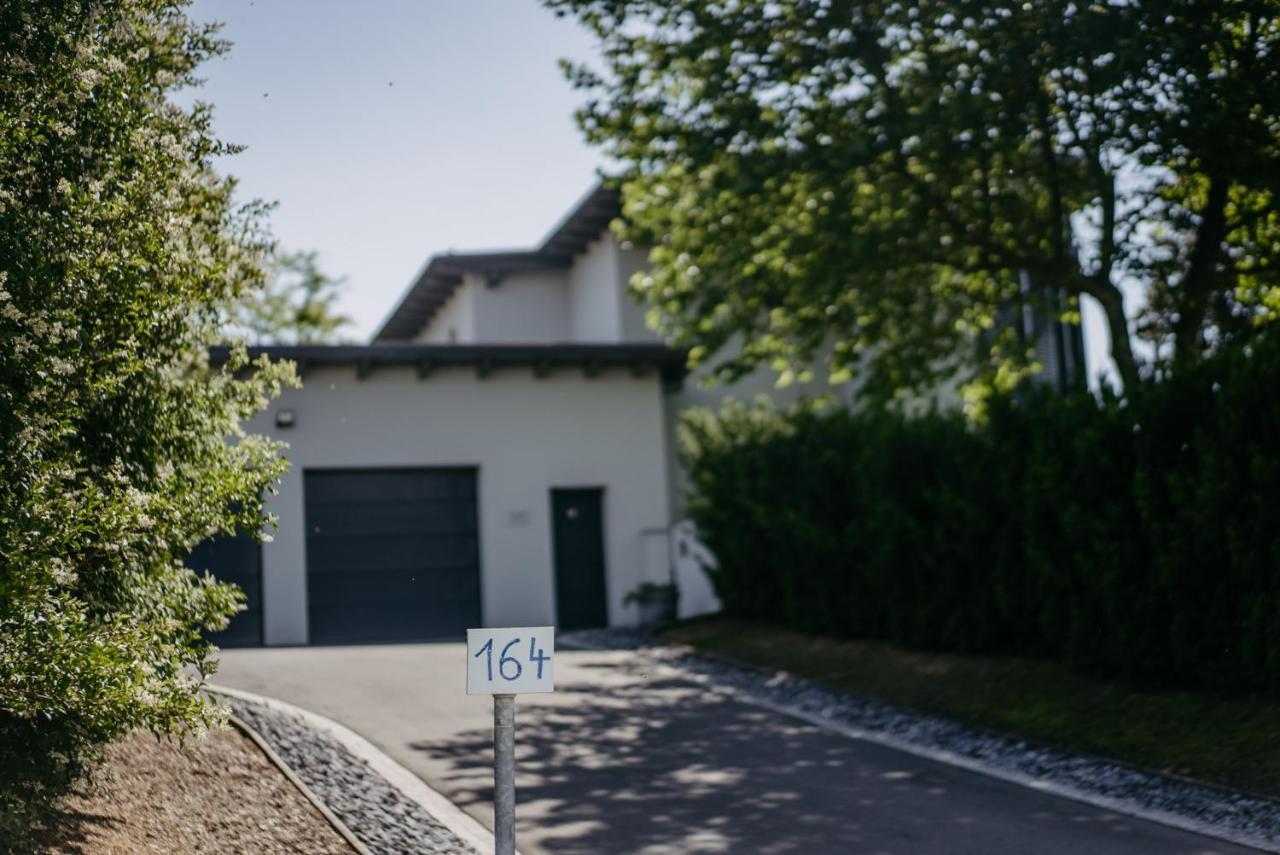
[0,1,293,842]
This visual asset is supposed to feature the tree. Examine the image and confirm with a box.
[235,249,352,345]
[0,0,292,839]
[546,0,1280,399]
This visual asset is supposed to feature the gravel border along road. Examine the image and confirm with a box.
[221,692,477,855]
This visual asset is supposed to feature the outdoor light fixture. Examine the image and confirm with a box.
[275,408,296,429]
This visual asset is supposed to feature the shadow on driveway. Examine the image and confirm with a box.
[408,657,1252,855]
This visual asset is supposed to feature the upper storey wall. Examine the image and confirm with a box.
[417,280,475,343]
[568,234,622,342]
[568,233,660,344]
[417,269,571,344]
[472,269,571,343]
[414,233,660,345]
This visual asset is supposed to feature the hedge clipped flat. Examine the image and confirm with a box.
[680,336,1280,692]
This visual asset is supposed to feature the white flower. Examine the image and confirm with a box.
[50,561,78,587]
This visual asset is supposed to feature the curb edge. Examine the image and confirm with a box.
[227,712,373,855]
[209,684,500,855]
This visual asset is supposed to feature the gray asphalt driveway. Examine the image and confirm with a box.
[214,643,1258,855]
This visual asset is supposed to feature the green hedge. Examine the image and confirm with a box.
[682,339,1280,691]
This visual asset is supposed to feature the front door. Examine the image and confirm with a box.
[551,488,608,631]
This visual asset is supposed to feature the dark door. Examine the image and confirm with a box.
[305,468,481,645]
[551,488,608,631]
[187,532,263,647]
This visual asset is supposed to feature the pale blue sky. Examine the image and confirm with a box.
[185,0,604,339]
[185,0,1116,385]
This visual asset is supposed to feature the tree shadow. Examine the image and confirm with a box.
[407,655,1225,855]
[29,805,123,853]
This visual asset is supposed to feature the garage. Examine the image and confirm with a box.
[304,467,481,644]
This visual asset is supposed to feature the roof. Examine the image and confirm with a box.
[209,343,686,383]
[373,184,622,342]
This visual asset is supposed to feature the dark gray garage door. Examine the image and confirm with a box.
[304,468,481,645]
[187,532,263,648]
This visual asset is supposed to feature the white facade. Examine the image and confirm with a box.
[412,236,660,348]
[237,187,748,645]
[389,212,828,628]
[471,270,572,343]
[252,363,673,644]
[395,229,813,622]
[418,278,475,343]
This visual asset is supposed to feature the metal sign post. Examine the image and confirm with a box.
[493,694,516,855]
[467,626,555,855]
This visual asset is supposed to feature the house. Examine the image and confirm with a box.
[201,187,710,646]
[198,185,1084,647]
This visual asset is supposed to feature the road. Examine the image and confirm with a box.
[215,643,1259,855]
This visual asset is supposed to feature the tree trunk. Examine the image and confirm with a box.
[1098,286,1140,391]
[1173,176,1230,365]
[1073,275,1140,392]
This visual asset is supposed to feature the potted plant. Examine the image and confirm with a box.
[623,582,679,628]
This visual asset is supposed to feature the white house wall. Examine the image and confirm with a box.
[248,365,673,644]
[472,269,571,342]
[418,280,476,343]
[413,234,661,347]
[568,234,623,342]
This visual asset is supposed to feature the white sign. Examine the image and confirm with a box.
[466,626,555,695]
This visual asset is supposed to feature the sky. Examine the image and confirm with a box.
[184,0,1116,384]
[184,0,605,340]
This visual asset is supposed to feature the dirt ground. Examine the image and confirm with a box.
[41,726,353,854]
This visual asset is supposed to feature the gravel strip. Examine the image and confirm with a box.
[221,694,475,855]
[563,627,1280,852]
